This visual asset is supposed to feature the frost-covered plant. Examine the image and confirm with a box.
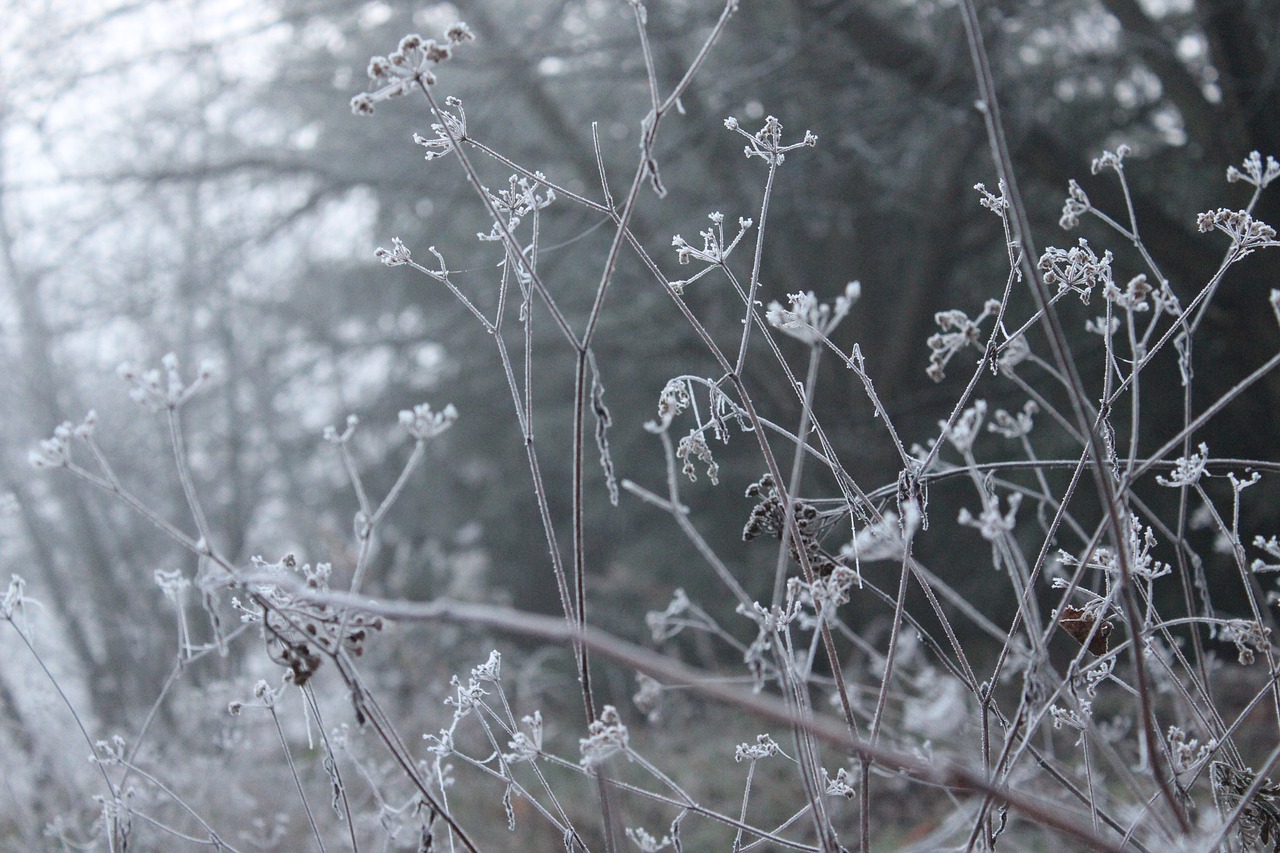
[10,2,1280,852]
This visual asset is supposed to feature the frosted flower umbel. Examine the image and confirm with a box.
[503,711,544,764]
[926,299,1001,382]
[1038,239,1113,304]
[669,211,753,293]
[1155,443,1209,487]
[839,506,918,564]
[671,212,751,267]
[579,705,629,767]
[29,411,97,470]
[29,422,75,469]
[735,734,782,762]
[940,400,987,455]
[413,96,467,161]
[1059,179,1091,230]
[350,24,475,116]
[477,173,555,240]
[374,237,412,266]
[1226,150,1280,189]
[399,402,458,440]
[1196,208,1277,257]
[724,115,817,166]
[766,282,861,344]
[118,354,214,412]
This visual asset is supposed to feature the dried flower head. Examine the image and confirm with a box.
[735,733,782,762]
[940,400,987,455]
[1226,150,1280,189]
[669,212,753,292]
[632,674,664,723]
[766,281,860,345]
[412,96,467,160]
[1090,144,1130,175]
[988,400,1039,439]
[351,24,475,115]
[625,827,673,852]
[117,354,214,411]
[1196,208,1277,257]
[399,402,458,440]
[655,378,690,427]
[724,114,817,166]
[1059,179,1090,229]
[324,414,359,444]
[1155,443,1209,488]
[375,237,412,266]
[579,705,630,767]
[676,428,719,484]
[974,182,1009,215]
[1102,273,1152,311]
[957,489,1021,542]
[503,711,544,764]
[926,299,1001,381]
[1038,239,1113,304]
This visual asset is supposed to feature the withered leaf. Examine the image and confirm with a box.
[1058,605,1112,656]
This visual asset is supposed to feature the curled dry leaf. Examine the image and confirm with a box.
[1058,605,1112,656]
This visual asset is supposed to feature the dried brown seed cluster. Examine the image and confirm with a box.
[743,474,840,577]
[263,604,384,686]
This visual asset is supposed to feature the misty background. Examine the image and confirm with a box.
[2,0,1278,847]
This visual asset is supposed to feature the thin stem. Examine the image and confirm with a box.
[772,345,821,608]
[955,0,1188,831]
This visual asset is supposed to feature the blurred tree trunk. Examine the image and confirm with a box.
[0,110,169,729]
